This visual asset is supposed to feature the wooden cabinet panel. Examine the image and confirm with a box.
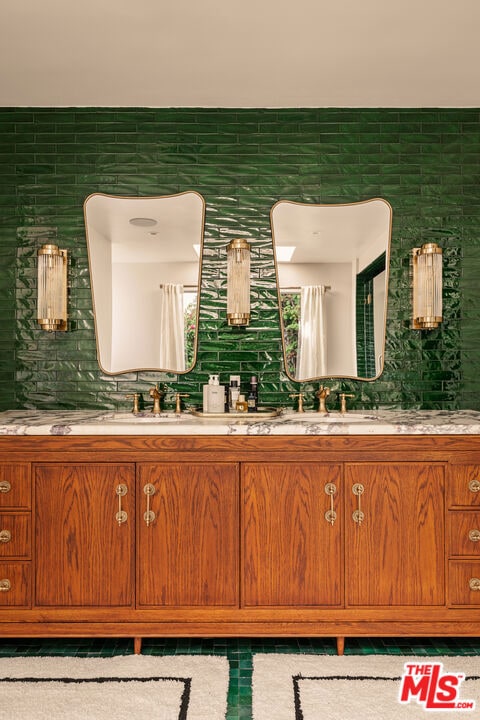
[242,463,342,607]
[448,561,480,605]
[0,464,30,509]
[1,435,480,646]
[345,463,444,606]
[0,562,30,607]
[0,514,30,558]
[137,463,239,607]
[35,464,134,607]
[448,511,480,556]
[448,465,480,507]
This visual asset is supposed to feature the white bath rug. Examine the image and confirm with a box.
[0,654,229,720]
[252,653,480,719]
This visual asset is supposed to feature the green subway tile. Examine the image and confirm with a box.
[0,108,478,409]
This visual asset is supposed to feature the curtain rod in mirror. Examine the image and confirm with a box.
[280,285,331,292]
[159,284,198,291]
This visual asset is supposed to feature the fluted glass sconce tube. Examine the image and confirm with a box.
[226,238,251,326]
[412,242,442,330]
[37,244,68,332]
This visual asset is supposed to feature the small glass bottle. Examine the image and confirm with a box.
[229,380,240,412]
[247,375,258,412]
[236,394,248,412]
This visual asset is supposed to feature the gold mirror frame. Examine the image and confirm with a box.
[84,191,205,375]
[271,198,392,382]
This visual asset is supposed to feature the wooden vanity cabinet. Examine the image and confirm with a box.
[137,463,239,607]
[1,434,480,651]
[34,464,135,607]
[242,463,342,607]
[345,463,445,606]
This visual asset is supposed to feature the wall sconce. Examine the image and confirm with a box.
[226,238,251,326]
[37,244,68,332]
[411,242,442,330]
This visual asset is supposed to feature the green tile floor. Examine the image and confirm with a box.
[1,636,480,719]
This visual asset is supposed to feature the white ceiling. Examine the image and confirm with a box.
[1,0,479,107]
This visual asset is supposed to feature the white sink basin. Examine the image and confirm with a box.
[283,411,378,422]
[100,411,190,423]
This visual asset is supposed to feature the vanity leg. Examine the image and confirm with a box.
[336,637,345,656]
[134,637,142,655]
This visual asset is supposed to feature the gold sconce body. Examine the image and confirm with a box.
[37,244,68,332]
[412,242,442,330]
[227,238,251,326]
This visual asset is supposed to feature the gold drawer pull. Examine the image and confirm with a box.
[115,484,128,525]
[0,530,11,543]
[324,482,337,526]
[469,479,480,493]
[0,481,11,494]
[469,577,480,591]
[469,530,480,543]
[143,483,156,527]
[352,483,365,525]
[0,579,11,592]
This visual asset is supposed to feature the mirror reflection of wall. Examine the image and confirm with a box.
[271,198,392,382]
[84,191,205,375]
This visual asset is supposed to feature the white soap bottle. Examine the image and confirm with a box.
[204,375,225,414]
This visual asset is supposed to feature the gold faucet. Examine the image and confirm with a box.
[316,385,330,414]
[339,392,354,414]
[125,393,140,414]
[174,392,190,414]
[289,393,305,413]
[149,384,165,414]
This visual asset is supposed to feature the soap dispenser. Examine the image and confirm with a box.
[203,374,225,414]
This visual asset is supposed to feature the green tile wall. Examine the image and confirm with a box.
[1,108,479,412]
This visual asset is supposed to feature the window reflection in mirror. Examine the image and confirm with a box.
[84,191,205,375]
[271,198,392,382]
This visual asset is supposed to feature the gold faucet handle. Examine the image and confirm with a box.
[174,393,190,414]
[289,393,305,413]
[125,393,140,414]
[339,392,355,413]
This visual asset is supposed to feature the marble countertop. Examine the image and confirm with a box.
[1,408,480,436]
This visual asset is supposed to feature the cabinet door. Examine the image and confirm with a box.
[242,463,342,606]
[137,463,238,607]
[345,463,444,606]
[35,464,134,607]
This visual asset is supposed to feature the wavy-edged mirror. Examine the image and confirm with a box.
[271,198,392,382]
[84,191,205,375]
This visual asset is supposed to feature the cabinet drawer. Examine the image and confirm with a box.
[0,464,31,509]
[0,514,30,558]
[448,561,480,605]
[0,562,31,607]
[448,511,480,556]
[448,466,480,507]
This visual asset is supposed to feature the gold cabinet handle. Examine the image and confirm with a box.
[324,482,337,525]
[0,579,11,592]
[469,577,480,591]
[0,481,11,494]
[468,529,480,543]
[143,483,156,527]
[469,479,480,493]
[115,484,128,525]
[0,530,11,544]
[352,483,365,525]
